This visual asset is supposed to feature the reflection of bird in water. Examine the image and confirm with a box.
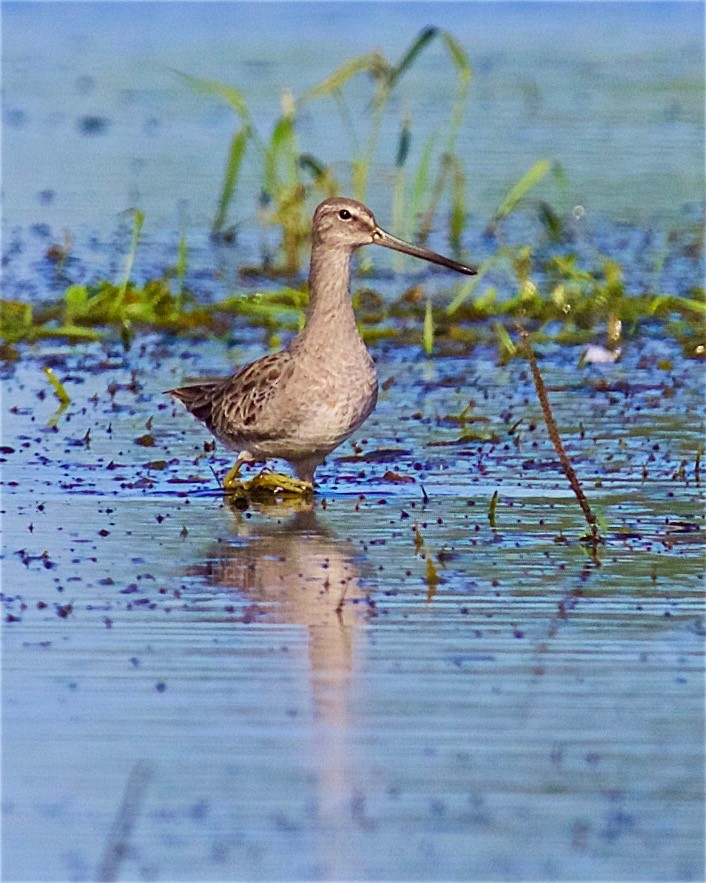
[193,505,371,877]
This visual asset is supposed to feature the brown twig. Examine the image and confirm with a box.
[514,323,600,547]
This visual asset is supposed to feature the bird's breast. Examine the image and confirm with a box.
[289,345,378,449]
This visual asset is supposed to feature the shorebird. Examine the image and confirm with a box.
[169,197,476,490]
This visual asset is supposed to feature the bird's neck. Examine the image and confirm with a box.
[294,243,360,348]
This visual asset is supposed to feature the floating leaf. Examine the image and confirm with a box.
[382,470,415,484]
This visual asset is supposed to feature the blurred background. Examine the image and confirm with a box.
[3,1,703,236]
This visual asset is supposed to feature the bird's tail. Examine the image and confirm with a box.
[166,381,221,427]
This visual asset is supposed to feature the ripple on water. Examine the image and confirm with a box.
[2,328,704,880]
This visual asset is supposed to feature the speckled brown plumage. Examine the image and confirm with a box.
[168,197,476,484]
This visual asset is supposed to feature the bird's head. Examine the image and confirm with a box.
[311,197,477,275]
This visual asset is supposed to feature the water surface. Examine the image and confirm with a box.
[1,3,704,880]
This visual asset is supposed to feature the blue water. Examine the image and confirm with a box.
[1,4,704,881]
[2,1,703,235]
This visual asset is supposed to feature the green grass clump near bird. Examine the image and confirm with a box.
[1,203,703,360]
[3,229,702,360]
[1,30,703,362]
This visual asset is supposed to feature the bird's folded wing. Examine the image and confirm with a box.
[212,350,295,439]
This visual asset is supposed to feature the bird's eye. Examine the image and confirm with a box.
[338,209,352,220]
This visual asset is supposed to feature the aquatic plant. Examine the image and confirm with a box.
[177,27,472,272]
[41,366,71,405]
[2,228,703,359]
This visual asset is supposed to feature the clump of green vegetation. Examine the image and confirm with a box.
[0,210,311,353]
[0,298,101,358]
[2,216,703,360]
[442,192,705,361]
[2,36,703,362]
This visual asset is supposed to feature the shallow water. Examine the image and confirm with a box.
[2,2,705,881]
[2,328,704,881]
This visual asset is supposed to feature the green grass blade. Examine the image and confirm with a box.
[212,125,250,234]
[352,160,367,203]
[172,69,250,123]
[495,322,517,364]
[448,156,466,253]
[649,294,706,316]
[440,31,472,85]
[42,365,71,404]
[395,114,412,169]
[175,226,189,303]
[446,254,501,314]
[263,114,297,198]
[118,209,144,302]
[423,296,434,355]
[537,201,564,242]
[552,161,569,193]
[300,53,387,104]
[391,167,407,271]
[176,229,188,280]
[494,158,552,220]
[299,153,339,196]
[390,113,412,267]
[37,326,102,342]
[387,27,438,92]
[409,134,437,236]
[440,31,472,159]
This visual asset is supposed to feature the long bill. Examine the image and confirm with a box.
[373,227,478,275]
